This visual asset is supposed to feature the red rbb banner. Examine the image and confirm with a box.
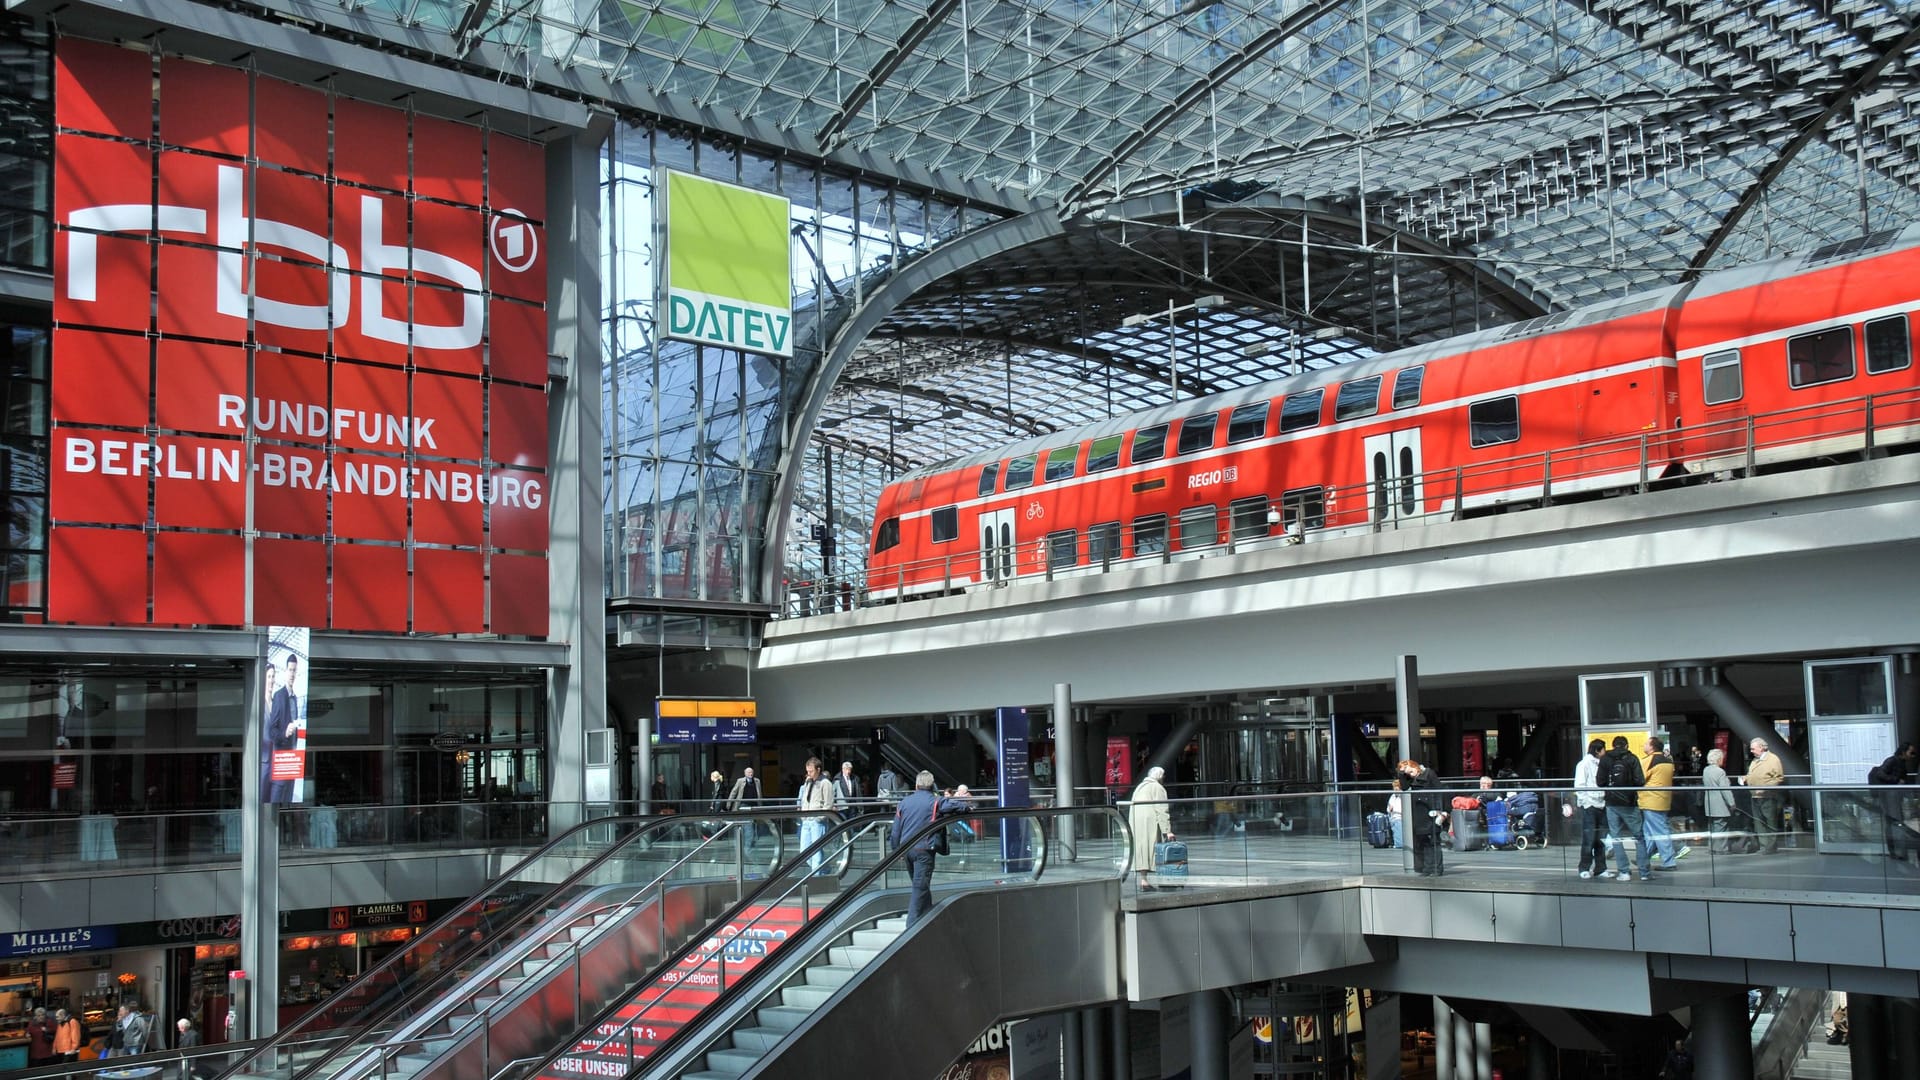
[48,37,552,635]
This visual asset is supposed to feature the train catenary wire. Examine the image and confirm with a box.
[858,226,1920,602]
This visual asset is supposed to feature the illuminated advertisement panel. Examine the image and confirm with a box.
[49,38,550,635]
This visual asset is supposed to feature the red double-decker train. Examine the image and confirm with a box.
[862,228,1920,601]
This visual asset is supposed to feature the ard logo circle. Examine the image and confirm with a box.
[491,211,539,273]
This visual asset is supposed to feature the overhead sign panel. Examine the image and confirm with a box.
[655,697,758,743]
[660,170,792,357]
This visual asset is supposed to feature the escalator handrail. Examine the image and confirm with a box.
[583,803,1124,1080]
[228,809,819,1080]
[517,811,895,1077]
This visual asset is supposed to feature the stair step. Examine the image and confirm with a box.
[803,964,856,989]
[729,1026,787,1053]
[828,944,884,967]
[780,982,836,1009]
[705,1047,763,1073]
[753,1004,814,1033]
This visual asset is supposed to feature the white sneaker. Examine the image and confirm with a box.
[1619,872,1632,883]
[1578,870,1592,879]
[1600,869,1618,879]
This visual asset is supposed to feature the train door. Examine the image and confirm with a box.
[979,507,1017,583]
[1363,429,1424,525]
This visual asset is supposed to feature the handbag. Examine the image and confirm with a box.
[927,798,950,855]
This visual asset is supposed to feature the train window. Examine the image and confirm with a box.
[874,517,901,554]
[1004,454,1038,490]
[977,462,1000,497]
[1088,521,1122,565]
[1047,529,1079,569]
[1177,413,1218,455]
[1086,434,1124,473]
[1043,445,1078,483]
[1131,424,1169,464]
[1280,486,1327,531]
[1866,315,1911,374]
[1280,389,1324,433]
[1702,350,1743,404]
[1227,402,1268,444]
[931,506,959,543]
[1229,496,1270,542]
[1133,514,1168,556]
[1392,366,1425,409]
[1335,376,1382,421]
[1787,326,1855,388]
[1178,505,1219,549]
[1468,396,1520,447]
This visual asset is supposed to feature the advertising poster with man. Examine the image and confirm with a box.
[263,627,310,805]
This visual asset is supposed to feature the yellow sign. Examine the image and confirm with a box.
[657,698,758,719]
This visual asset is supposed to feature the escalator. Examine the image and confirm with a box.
[220,809,833,1080]
[520,804,1131,1080]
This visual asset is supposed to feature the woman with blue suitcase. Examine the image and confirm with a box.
[1130,766,1174,890]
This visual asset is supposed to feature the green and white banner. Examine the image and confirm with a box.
[660,170,793,357]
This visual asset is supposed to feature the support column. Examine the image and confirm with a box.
[1055,684,1076,862]
[1188,989,1229,1080]
[1888,997,1920,1075]
[1690,991,1753,1080]
[544,116,613,825]
[1527,1029,1556,1080]
[1450,1012,1472,1080]
[1850,993,1889,1080]
[1062,1010,1082,1080]
[1397,656,1420,873]
[1473,1021,1492,1080]
[239,646,278,1035]
[1108,1002,1131,1080]
[1433,999,1453,1080]
[1081,1007,1108,1079]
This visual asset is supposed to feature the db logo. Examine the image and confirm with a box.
[64,163,497,351]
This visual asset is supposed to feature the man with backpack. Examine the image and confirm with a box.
[1599,735,1646,880]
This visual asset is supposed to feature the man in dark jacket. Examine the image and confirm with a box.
[1599,736,1645,880]
[1396,758,1446,877]
[1869,742,1917,857]
[888,771,970,925]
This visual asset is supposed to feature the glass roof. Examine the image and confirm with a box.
[294,0,1920,574]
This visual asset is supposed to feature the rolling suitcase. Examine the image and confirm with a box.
[1154,839,1189,882]
[1365,811,1394,848]
[1450,808,1486,852]
[1485,800,1514,849]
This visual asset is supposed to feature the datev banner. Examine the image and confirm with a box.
[659,170,793,357]
[262,627,310,805]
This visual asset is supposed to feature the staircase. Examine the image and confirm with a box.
[537,903,813,1080]
[680,914,907,1080]
[1792,993,1850,1080]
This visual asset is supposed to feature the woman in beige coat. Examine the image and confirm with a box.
[1130,766,1173,889]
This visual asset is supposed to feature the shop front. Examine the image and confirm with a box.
[0,925,168,1064]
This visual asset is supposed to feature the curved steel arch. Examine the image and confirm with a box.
[759,206,1069,599]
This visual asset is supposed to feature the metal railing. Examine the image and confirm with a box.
[796,384,1920,615]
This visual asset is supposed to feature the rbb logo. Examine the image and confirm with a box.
[63,163,485,350]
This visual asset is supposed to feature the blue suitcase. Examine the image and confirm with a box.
[1365,811,1394,848]
[1154,839,1189,880]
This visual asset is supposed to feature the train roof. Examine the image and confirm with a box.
[891,224,1920,484]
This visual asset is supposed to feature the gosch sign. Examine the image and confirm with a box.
[49,38,551,635]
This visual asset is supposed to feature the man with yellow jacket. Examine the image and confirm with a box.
[1636,736,1688,875]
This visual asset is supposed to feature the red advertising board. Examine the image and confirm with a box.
[48,37,550,635]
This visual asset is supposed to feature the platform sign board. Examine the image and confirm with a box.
[655,698,758,744]
[996,706,1032,872]
[1805,656,1897,854]
[262,626,310,805]
[1578,671,1656,758]
[659,170,792,357]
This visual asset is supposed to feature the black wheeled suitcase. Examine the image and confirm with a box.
[1450,808,1486,852]
[1365,811,1394,848]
